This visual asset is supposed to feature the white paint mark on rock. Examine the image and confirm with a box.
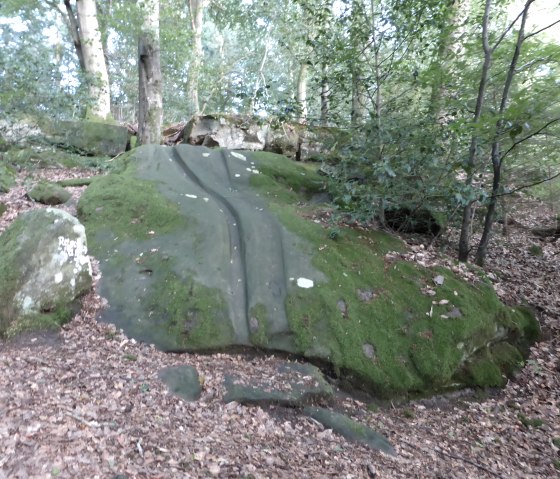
[203,197,209,202]
[231,152,246,161]
[202,153,211,157]
[234,174,241,178]
[185,194,198,199]
[297,277,314,289]
[54,272,63,284]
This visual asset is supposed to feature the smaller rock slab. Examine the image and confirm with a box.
[158,365,202,402]
[303,407,396,456]
[45,120,129,157]
[224,362,333,407]
[28,181,71,205]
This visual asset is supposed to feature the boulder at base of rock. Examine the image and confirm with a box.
[27,181,71,205]
[303,407,396,455]
[184,115,268,150]
[158,365,202,402]
[0,163,16,193]
[44,120,129,157]
[0,208,92,337]
[223,362,334,407]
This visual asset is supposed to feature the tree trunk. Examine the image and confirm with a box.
[320,63,329,126]
[457,0,492,262]
[428,0,470,120]
[138,0,163,145]
[350,0,365,126]
[296,62,308,123]
[76,0,111,119]
[249,38,269,115]
[62,0,85,70]
[187,0,205,116]
[475,0,533,266]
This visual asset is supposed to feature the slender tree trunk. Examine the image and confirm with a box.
[138,0,163,145]
[250,38,269,114]
[296,62,308,122]
[62,0,85,70]
[76,0,111,119]
[351,0,365,126]
[457,0,492,262]
[428,0,470,120]
[187,0,205,116]
[320,63,329,125]
[475,0,533,266]
[351,71,366,126]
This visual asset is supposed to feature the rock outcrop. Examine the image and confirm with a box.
[179,115,347,161]
[0,208,92,336]
[77,145,539,397]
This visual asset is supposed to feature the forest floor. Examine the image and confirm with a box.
[0,166,559,479]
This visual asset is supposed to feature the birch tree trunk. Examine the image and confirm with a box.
[76,0,111,119]
[138,0,163,145]
[296,62,308,122]
[187,0,205,116]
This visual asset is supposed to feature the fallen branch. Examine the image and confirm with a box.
[399,438,506,479]
[56,177,96,187]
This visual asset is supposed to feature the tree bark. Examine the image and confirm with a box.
[475,0,533,266]
[138,0,163,145]
[457,0,492,262]
[76,0,111,119]
[320,63,329,126]
[296,62,308,122]
[249,37,269,114]
[62,0,85,70]
[187,0,205,116]
[350,0,365,126]
[428,0,470,120]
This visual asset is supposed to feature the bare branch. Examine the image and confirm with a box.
[500,118,560,161]
[524,19,560,40]
[492,9,524,52]
[496,170,560,197]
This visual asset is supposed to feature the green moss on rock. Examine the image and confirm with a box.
[465,351,506,388]
[246,151,540,397]
[27,181,71,205]
[0,163,16,193]
[78,173,188,255]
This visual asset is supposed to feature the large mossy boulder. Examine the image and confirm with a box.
[78,145,539,397]
[0,208,93,337]
[42,120,129,157]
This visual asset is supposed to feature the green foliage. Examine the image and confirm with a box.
[326,117,465,226]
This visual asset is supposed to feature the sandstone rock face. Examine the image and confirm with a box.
[184,115,269,150]
[78,145,539,397]
[0,208,92,336]
[180,115,348,162]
